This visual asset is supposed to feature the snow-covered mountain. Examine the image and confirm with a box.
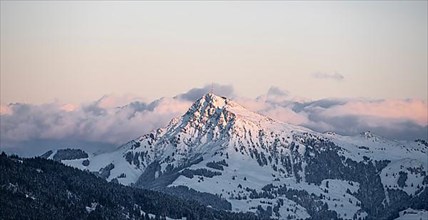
[46,93,428,219]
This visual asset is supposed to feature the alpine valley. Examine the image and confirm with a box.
[40,94,428,219]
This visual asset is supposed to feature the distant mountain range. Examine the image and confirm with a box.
[38,93,428,219]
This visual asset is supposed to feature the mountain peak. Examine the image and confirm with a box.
[181,93,234,129]
[201,93,228,108]
[186,93,231,116]
[39,96,428,220]
[189,93,268,121]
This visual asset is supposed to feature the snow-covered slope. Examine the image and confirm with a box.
[395,208,428,220]
[46,93,428,219]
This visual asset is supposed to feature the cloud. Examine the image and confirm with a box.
[1,85,427,157]
[303,114,428,141]
[281,98,427,140]
[267,86,288,97]
[0,105,12,115]
[0,95,192,156]
[238,88,427,141]
[255,86,290,104]
[319,99,427,126]
[94,94,146,109]
[176,83,235,102]
[312,71,344,81]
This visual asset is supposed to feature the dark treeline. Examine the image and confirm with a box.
[0,152,261,220]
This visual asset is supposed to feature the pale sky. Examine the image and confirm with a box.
[1,1,427,104]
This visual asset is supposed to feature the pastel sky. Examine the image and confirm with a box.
[1,1,427,105]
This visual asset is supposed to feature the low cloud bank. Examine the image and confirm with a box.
[1,84,426,156]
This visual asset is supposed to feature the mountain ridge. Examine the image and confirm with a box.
[43,93,428,219]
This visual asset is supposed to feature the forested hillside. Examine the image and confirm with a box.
[0,152,260,220]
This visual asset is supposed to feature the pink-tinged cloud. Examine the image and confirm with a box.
[320,99,428,126]
[236,86,427,141]
[95,94,147,109]
[60,104,78,112]
[0,105,12,115]
[236,97,308,125]
[151,98,192,115]
[0,95,193,146]
[0,85,427,157]
[262,107,309,125]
